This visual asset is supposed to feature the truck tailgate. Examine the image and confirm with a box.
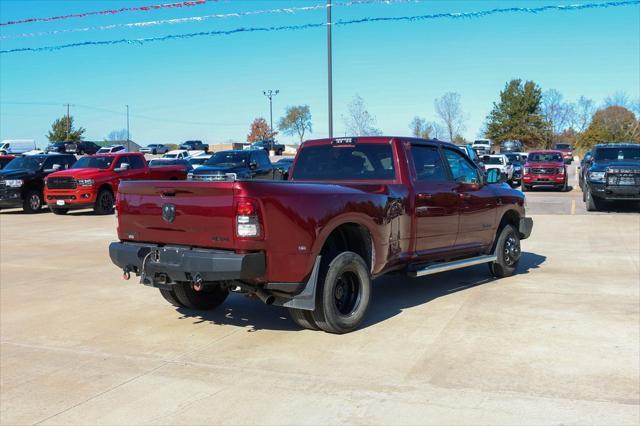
[117,181,236,250]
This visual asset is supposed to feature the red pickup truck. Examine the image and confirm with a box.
[522,150,568,192]
[45,152,187,215]
[110,137,533,333]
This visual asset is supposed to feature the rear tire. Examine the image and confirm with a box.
[288,308,320,330]
[22,190,42,214]
[51,208,68,215]
[173,283,229,310]
[159,288,186,308]
[93,188,114,215]
[489,224,521,278]
[521,184,529,192]
[311,251,371,334]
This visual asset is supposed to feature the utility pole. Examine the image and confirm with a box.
[263,90,279,137]
[327,0,333,139]
[126,104,130,152]
[64,103,71,141]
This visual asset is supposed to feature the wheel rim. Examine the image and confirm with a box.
[503,233,521,266]
[29,194,41,210]
[101,193,112,211]
[333,271,361,316]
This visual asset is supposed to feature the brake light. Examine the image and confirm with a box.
[236,200,261,238]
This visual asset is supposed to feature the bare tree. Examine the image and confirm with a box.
[278,105,312,143]
[541,89,576,146]
[428,121,446,140]
[604,91,631,109]
[342,95,381,136]
[574,96,596,132]
[107,129,128,141]
[434,92,466,142]
[409,116,433,139]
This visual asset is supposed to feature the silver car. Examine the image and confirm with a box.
[139,144,169,155]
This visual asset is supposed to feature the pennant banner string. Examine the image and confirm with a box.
[1,0,422,40]
[1,0,213,26]
[2,1,638,54]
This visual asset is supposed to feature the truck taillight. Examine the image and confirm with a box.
[236,200,261,238]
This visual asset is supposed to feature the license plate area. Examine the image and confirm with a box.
[56,200,65,206]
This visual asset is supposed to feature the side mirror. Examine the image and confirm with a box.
[249,161,257,170]
[115,163,130,172]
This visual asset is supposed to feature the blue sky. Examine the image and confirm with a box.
[1,0,639,148]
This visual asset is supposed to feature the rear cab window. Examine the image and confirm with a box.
[292,140,396,181]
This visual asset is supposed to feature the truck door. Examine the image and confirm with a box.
[442,147,497,250]
[409,144,459,254]
[251,151,274,180]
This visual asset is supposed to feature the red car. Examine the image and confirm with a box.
[44,152,187,215]
[522,150,568,191]
[554,143,574,164]
[110,137,533,334]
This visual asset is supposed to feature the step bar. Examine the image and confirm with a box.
[409,255,497,278]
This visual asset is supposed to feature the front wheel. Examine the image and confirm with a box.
[93,189,114,215]
[23,190,43,213]
[489,224,521,278]
[311,251,371,334]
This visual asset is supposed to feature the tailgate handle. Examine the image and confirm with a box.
[161,190,176,197]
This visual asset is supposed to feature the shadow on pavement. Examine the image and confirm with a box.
[361,251,546,330]
[173,252,546,333]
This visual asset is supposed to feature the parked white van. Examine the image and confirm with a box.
[0,140,37,155]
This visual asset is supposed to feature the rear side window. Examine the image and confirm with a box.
[252,150,271,169]
[293,143,395,180]
[128,155,145,169]
[411,145,448,182]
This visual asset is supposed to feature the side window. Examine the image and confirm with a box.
[444,149,480,184]
[63,157,74,169]
[256,151,271,168]
[114,156,128,168]
[411,145,448,182]
[128,155,145,169]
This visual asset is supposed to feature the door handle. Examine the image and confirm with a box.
[417,193,433,201]
[161,191,176,197]
[458,193,471,200]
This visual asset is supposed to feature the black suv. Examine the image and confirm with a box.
[46,142,67,153]
[189,149,278,181]
[65,141,100,155]
[0,154,77,213]
[179,140,208,152]
[582,143,640,211]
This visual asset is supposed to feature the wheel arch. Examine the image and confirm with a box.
[492,209,521,251]
[312,218,376,274]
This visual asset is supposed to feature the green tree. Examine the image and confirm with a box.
[577,106,640,149]
[46,116,85,142]
[247,117,277,143]
[485,79,548,149]
[278,105,312,143]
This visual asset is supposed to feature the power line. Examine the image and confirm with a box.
[1,0,213,26]
[2,0,638,54]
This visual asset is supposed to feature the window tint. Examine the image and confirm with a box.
[292,143,395,180]
[528,153,563,162]
[254,150,271,168]
[128,155,145,169]
[114,156,129,168]
[444,149,480,184]
[411,145,448,182]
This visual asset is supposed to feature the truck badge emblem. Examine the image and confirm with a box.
[162,203,176,223]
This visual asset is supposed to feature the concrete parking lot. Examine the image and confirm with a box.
[1,166,638,425]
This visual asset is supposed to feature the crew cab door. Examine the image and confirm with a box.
[250,150,274,179]
[409,144,459,254]
[442,147,497,249]
[114,155,148,183]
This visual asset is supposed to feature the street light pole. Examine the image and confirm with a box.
[126,104,130,152]
[327,0,333,139]
[263,89,279,135]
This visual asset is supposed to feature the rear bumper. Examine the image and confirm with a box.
[109,242,266,285]
[519,217,533,240]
